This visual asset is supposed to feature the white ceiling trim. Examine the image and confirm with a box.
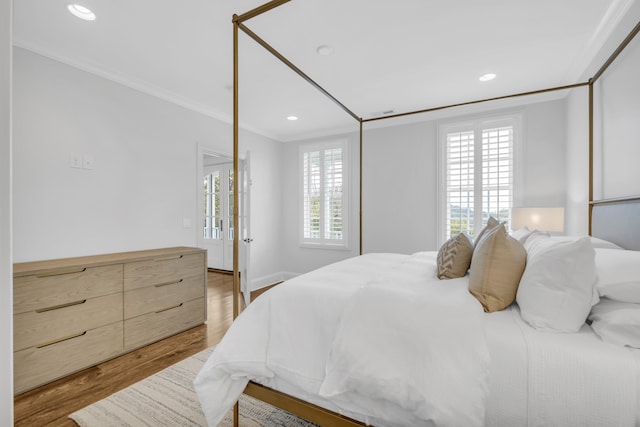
[562,0,636,82]
[279,90,570,143]
[12,38,280,142]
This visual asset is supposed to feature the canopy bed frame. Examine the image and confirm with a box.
[228,2,640,425]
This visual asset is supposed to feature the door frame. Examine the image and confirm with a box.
[197,144,250,271]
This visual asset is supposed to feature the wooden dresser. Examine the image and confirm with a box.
[13,246,207,395]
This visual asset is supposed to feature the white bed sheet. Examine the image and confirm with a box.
[485,306,639,427]
[195,252,640,427]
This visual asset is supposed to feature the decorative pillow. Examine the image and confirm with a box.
[516,235,596,332]
[437,233,474,279]
[589,298,640,348]
[469,224,526,312]
[474,216,500,247]
[595,248,640,303]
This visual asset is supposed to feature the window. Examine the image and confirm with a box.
[300,139,349,248]
[438,114,522,242]
[203,166,234,241]
[203,170,221,240]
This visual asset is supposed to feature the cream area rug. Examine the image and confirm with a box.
[69,347,318,427]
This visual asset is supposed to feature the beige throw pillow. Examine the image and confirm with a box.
[437,233,474,279]
[474,216,500,247]
[469,223,526,312]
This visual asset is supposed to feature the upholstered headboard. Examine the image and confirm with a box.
[591,197,640,250]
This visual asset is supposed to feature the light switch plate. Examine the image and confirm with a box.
[83,155,94,170]
[70,154,83,168]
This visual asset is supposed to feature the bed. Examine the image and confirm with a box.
[194,2,640,426]
[194,203,640,426]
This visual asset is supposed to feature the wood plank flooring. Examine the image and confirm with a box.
[13,270,269,427]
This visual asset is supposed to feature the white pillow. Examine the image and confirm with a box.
[590,237,623,250]
[589,298,640,348]
[510,227,531,243]
[516,235,597,333]
[510,228,552,244]
[595,248,640,303]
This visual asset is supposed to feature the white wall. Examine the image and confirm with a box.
[242,127,284,288]
[565,86,590,236]
[1,0,13,423]
[595,32,640,199]
[362,121,437,253]
[281,98,568,275]
[12,48,283,285]
[520,101,567,207]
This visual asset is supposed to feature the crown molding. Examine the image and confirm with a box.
[563,0,637,82]
[12,39,280,142]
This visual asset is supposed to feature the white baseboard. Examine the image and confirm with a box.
[250,271,299,292]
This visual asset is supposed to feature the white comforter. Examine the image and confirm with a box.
[194,252,640,427]
[194,252,490,427]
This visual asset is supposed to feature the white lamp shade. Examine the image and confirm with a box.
[511,207,564,232]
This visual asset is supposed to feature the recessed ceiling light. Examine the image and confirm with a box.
[479,73,497,82]
[316,45,333,56]
[287,116,298,121]
[67,4,96,21]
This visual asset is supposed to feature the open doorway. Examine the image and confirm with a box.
[197,146,251,305]
[200,154,234,270]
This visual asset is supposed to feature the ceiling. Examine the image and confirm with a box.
[12,0,640,141]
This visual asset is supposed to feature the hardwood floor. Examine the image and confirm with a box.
[13,270,269,427]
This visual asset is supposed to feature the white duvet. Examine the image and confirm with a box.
[194,252,640,427]
[194,252,489,427]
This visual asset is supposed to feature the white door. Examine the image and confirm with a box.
[200,159,234,270]
[239,151,252,305]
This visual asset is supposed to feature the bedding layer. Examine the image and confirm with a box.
[194,252,640,427]
[485,306,638,427]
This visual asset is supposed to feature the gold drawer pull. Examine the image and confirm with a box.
[37,267,87,278]
[36,331,87,348]
[154,255,184,262]
[154,279,184,288]
[155,303,183,314]
[36,299,87,313]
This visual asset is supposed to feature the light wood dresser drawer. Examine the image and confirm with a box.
[13,246,206,394]
[14,293,123,352]
[124,275,205,319]
[124,297,205,350]
[14,264,123,315]
[14,321,124,394]
[124,253,204,291]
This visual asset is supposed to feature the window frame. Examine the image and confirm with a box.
[299,138,350,250]
[437,113,523,245]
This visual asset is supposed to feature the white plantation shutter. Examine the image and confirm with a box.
[303,150,321,239]
[301,140,348,247]
[440,115,520,242]
[446,130,475,237]
[324,148,343,240]
[482,126,513,225]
